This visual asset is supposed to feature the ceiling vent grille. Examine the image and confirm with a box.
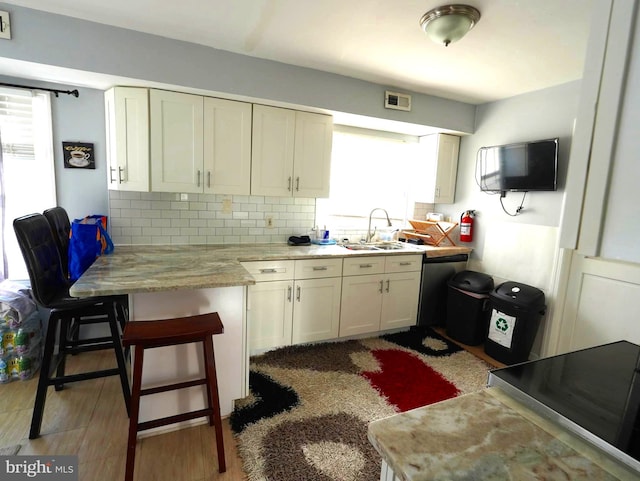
[384,91,411,111]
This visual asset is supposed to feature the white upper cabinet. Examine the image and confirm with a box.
[251,104,333,198]
[106,88,329,197]
[150,90,204,193]
[415,133,460,204]
[105,87,150,192]
[251,105,296,196]
[150,91,252,194]
[203,97,252,195]
[293,111,333,197]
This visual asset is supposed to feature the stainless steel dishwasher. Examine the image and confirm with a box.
[417,253,469,326]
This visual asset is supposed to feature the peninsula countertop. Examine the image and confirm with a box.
[368,387,637,481]
[69,243,471,297]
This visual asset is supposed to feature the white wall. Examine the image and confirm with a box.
[551,1,640,354]
[434,81,581,357]
[600,8,640,263]
[439,81,580,280]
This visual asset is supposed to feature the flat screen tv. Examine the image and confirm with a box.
[478,138,558,193]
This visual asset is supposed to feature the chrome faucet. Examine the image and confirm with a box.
[366,208,392,243]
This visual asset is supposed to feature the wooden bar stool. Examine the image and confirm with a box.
[122,312,226,481]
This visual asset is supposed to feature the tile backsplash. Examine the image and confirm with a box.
[109,192,434,246]
[108,191,316,245]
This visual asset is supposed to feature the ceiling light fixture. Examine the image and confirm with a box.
[419,4,481,47]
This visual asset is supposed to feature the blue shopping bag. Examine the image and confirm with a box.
[68,215,114,281]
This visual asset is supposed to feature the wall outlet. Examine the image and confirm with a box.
[266,216,274,228]
[0,11,11,40]
[222,198,232,214]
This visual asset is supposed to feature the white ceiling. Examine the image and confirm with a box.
[1,0,594,105]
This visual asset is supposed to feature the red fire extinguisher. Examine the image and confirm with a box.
[460,210,475,242]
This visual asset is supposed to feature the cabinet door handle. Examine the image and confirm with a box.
[288,176,292,191]
[296,176,300,191]
[386,280,390,293]
[207,171,211,188]
[312,266,328,271]
[118,166,124,184]
[259,268,277,273]
[359,264,373,268]
[399,262,411,266]
[197,170,201,187]
[296,285,301,302]
[109,167,117,183]
[287,285,292,302]
[379,280,383,293]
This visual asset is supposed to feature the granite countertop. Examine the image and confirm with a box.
[69,243,471,297]
[368,387,637,481]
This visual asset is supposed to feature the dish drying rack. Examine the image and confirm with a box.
[401,219,458,246]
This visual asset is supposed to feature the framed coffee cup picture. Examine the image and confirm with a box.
[63,141,95,169]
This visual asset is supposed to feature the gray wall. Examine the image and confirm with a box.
[0,3,476,134]
[437,81,581,358]
[0,74,108,221]
[438,81,581,261]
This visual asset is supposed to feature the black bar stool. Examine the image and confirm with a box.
[122,312,226,481]
[43,206,129,331]
[13,213,131,439]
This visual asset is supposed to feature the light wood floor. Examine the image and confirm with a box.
[0,350,247,481]
[432,327,506,369]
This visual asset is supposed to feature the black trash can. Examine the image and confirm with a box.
[446,270,494,345]
[485,281,546,365]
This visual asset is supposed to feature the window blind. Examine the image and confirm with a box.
[0,91,35,160]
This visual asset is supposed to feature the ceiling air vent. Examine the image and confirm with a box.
[384,91,411,111]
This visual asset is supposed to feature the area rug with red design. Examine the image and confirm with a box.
[230,326,492,481]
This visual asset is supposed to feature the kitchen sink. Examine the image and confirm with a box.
[342,244,381,251]
[342,242,411,251]
[374,243,405,250]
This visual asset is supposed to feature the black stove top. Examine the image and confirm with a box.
[488,340,640,470]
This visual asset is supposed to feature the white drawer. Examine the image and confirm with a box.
[241,260,295,281]
[342,256,386,276]
[294,258,343,279]
[385,254,422,273]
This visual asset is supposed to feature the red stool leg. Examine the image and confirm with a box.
[203,335,226,473]
[125,344,144,481]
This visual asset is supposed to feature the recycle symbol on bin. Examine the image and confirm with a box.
[496,317,509,332]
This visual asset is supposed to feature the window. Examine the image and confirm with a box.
[315,126,420,235]
[0,87,56,280]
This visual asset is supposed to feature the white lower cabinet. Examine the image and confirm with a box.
[379,271,422,330]
[242,259,342,352]
[292,277,342,344]
[340,255,422,337]
[246,280,294,351]
[244,254,421,351]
